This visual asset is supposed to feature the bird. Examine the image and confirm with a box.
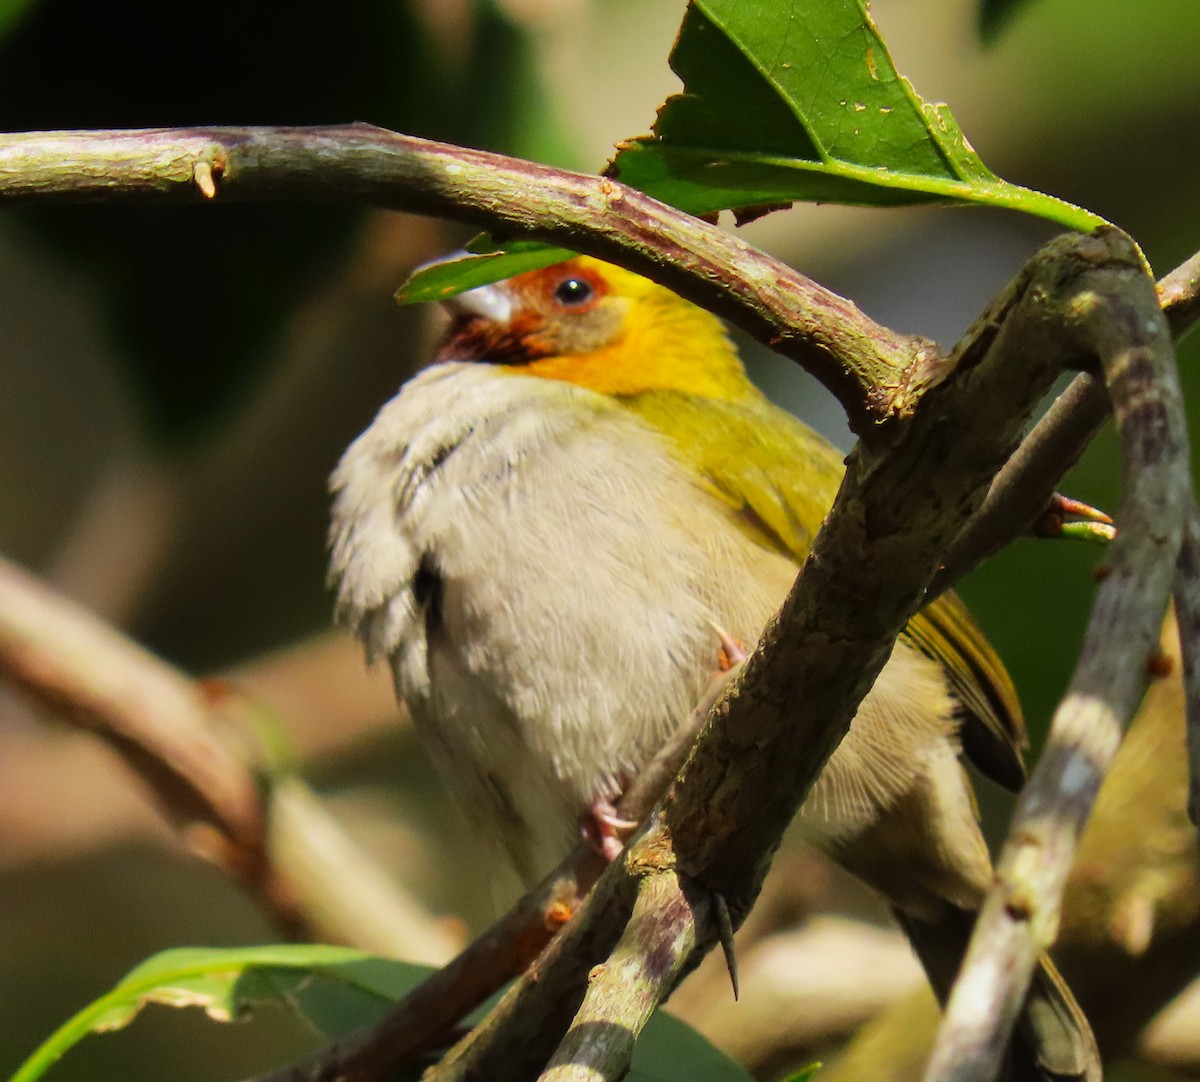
[328,254,1099,1081]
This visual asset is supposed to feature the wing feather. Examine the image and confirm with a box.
[623,388,1027,791]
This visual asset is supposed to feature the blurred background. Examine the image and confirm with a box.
[1,0,1199,1078]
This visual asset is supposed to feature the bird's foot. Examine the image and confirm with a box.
[581,799,638,862]
[712,623,748,672]
[1035,492,1116,544]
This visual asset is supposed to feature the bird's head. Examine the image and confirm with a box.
[433,256,756,401]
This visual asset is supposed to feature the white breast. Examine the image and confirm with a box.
[329,363,792,879]
[329,363,959,884]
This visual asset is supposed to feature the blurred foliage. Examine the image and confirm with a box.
[0,0,568,448]
[978,0,1033,41]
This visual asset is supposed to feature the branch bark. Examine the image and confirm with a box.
[0,125,935,437]
[924,242,1194,1082]
[932,244,1200,598]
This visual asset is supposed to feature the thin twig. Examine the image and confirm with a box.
[930,375,1107,598]
[539,871,705,1082]
[924,247,1194,1082]
[245,657,728,1082]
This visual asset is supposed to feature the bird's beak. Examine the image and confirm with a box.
[442,282,513,326]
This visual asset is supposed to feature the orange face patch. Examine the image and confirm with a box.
[510,261,610,318]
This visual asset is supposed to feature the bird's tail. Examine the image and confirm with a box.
[893,905,1100,1082]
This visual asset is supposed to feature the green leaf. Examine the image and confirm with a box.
[781,1063,823,1082]
[395,0,1108,308]
[631,1011,754,1082]
[13,944,752,1082]
[11,945,430,1082]
[607,0,1105,231]
[396,245,575,305]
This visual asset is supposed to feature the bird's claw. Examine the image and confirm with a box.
[582,799,638,862]
[711,622,748,672]
[1036,493,1116,544]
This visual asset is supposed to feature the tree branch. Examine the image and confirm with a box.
[539,871,705,1082]
[0,553,457,960]
[0,124,935,438]
[244,656,734,1082]
[932,241,1200,598]
[924,244,1194,1082]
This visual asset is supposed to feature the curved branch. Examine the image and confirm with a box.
[0,124,934,437]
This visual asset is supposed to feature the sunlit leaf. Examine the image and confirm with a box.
[607,0,1104,230]
[397,245,574,305]
[396,0,1106,306]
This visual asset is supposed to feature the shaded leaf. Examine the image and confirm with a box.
[11,945,428,1082]
[14,944,753,1082]
[633,1011,755,1082]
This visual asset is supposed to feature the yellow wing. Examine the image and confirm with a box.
[624,388,1027,793]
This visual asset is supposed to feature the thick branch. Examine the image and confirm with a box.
[0,125,935,436]
[924,250,1194,1082]
[665,232,1129,903]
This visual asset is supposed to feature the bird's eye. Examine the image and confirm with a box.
[552,276,595,307]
